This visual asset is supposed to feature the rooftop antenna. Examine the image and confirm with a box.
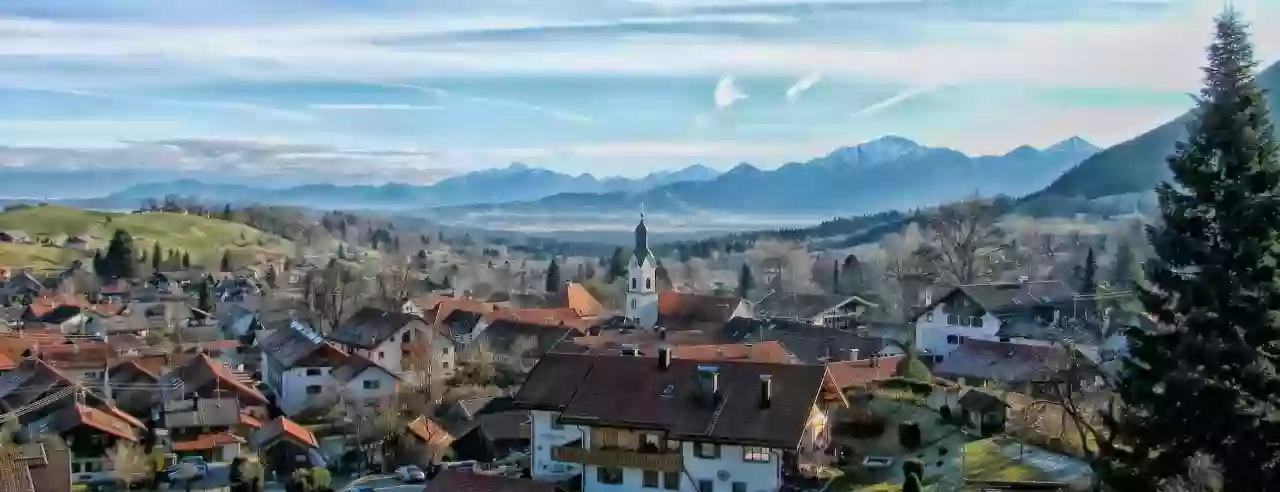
[640,201,645,221]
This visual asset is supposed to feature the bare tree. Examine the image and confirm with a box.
[109,437,150,491]
[306,260,363,333]
[463,339,497,385]
[926,198,1001,286]
[1021,344,1117,463]
[373,262,416,311]
[880,225,940,322]
[1159,453,1224,492]
[685,258,714,292]
[509,335,540,372]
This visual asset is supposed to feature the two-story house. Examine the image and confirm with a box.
[329,353,402,415]
[327,308,439,375]
[515,350,846,491]
[162,397,248,462]
[259,320,351,417]
[752,292,879,330]
[912,280,1083,363]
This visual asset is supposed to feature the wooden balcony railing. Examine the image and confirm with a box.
[551,446,683,472]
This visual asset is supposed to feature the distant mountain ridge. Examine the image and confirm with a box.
[1034,60,1280,200]
[94,163,722,210]
[434,135,1099,217]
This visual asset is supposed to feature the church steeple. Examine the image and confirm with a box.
[634,209,651,266]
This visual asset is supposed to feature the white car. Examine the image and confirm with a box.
[395,465,426,483]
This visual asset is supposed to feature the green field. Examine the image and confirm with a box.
[0,205,294,271]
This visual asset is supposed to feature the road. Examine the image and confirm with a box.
[339,475,424,491]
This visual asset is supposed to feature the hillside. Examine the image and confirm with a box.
[1035,60,1280,199]
[0,205,294,271]
[431,136,1097,219]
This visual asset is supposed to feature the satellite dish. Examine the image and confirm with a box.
[717,470,730,481]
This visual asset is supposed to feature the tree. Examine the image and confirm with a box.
[608,247,629,281]
[1080,247,1097,295]
[181,251,191,268]
[464,339,497,385]
[832,260,840,294]
[545,259,561,292]
[222,204,233,221]
[337,243,345,260]
[738,263,754,297]
[927,197,1001,285]
[894,342,932,382]
[195,278,213,323]
[306,259,363,333]
[220,250,232,272]
[102,229,137,280]
[1111,237,1138,290]
[374,263,415,311]
[151,241,162,272]
[1158,453,1224,492]
[108,441,150,491]
[1104,11,1280,490]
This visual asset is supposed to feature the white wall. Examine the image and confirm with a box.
[530,410,586,482]
[276,366,335,417]
[342,368,400,410]
[626,256,660,328]
[913,304,1001,361]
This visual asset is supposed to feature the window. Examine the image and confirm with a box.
[632,278,638,289]
[305,385,322,395]
[402,331,412,343]
[946,314,959,325]
[694,442,720,459]
[305,368,322,376]
[733,482,747,492]
[640,433,662,453]
[597,467,624,484]
[698,479,714,492]
[666,440,680,452]
[443,362,450,370]
[663,472,680,490]
[643,470,660,488]
[646,278,652,289]
[363,380,380,390]
[946,335,959,345]
[743,446,770,462]
[926,312,934,322]
[632,299,637,309]
[973,316,984,328]
[442,346,450,355]
[377,351,385,360]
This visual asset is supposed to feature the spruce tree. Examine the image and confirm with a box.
[1104,11,1280,490]
[1081,247,1096,295]
[1111,239,1137,289]
[103,229,136,280]
[220,250,232,273]
[545,259,561,292]
[608,247,628,281]
[181,251,191,269]
[151,241,162,272]
[738,263,754,297]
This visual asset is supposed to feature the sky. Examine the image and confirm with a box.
[0,0,1278,183]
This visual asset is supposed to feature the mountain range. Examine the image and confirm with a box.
[1034,60,1280,201]
[431,135,1100,217]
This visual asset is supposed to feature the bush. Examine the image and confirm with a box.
[898,421,923,450]
[902,458,924,483]
[903,474,923,492]
[938,446,948,456]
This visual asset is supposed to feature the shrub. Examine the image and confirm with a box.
[903,474,923,492]
[903,458,924,483]
[898,421,923,450]
[938,446,949,456]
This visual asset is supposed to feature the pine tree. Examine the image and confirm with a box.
[832,260,841,294]
[1081,247,1096,295]
[103,229,136,280]
[92,250,105,278]
[337,244,345,260]
[220,251,232,273]
[545,259,561,292]
[151,241,162,272]
[608,247,628,281]
[1111,238,1138,289]
[181,251,191,269]
[222,204,232,221]
[1104,11,1280,490]
[195,278,212,322]
[738,263,754,297]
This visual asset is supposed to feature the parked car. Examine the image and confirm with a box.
[349,487,376,492]
[164,456,209,482]
[395,465,426,483]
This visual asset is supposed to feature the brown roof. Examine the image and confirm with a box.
[329,308,419,349]
[565,282,605,317]
[515,353,831,448]
[486,308,590,332]
[657,291,744,327]
[0,358,77,411]
[825,356,903,389]
[406,415,454,447]
[51,403,140,442]
[431,298,497,328]
[932,339,1062,382]
[925,281,1078,318]
[257,416,319,449]
[670,341,797,364]
[330,353,398,385]
[259,321,348,369]
[426,470,558,492]
[0,440,72,492]
[172,432,245,452]
[175,354,268,405]
[754,292,872,320]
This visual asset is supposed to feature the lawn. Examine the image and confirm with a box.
[0,205,294,269]
[0,243,73,272]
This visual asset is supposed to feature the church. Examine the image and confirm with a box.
[623,215,660,328]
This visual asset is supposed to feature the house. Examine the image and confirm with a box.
[657,291,752,332]
[957,389,1008,436]
[566,282,606,318]
[162,398,248,462]
[670,341,799,365]
[258,320,350,417]
[427,469,559,492]
[472,319,579,369]
[912,280,1084,363]
[405,415,455,465]
[753,292,879,329]
[441,309,488,345]
[721,318,900,365]
[0,439,73,492]
[931,339,1065,387]
[166,354,268,410]
[329,353,402,415]
[327,307,432,374]
[825,355,903,392]
[482,308,592,333]
[515,350,847,490]
[33,401,145,484]
[449,402,531,463]
[0,230,31,244]
[0,358,83,422]
[255,416,322,478]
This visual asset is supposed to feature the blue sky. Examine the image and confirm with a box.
[0,0,1277,183]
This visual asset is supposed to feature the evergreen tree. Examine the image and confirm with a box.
[195,278,212,322]
[103,230,137,280]
[151,241,162,272]
[1111,238,1138,289]
[608,247,629,281]
[222,204,232,221]
[832,260,841,294]
[181,251,191,269]
[220,251,232,273]
[337,244,345,260]
[545,259,561,292]
[1081,247,1096,295]
[92,250,105,278]
[738,263,754,297]
[1105,11,1280,490]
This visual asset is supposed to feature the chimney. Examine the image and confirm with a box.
[848,349,860,361]
[759,375,772,409]
[715,347,725,359]
[659,328,667,340]
[696,366,720,404]
[871,354,879,367]
[658,346,672,370]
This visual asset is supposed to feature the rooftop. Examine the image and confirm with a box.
[754,292,874,320]
[328,308,419,349]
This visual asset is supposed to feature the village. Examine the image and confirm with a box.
[0,210,1128,492]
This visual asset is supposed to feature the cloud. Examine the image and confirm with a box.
[851,84,946,117]
[307,103,446,111]
[785,72,823,102]
[370,82,594,124]
[13,86,315,122]
[714,76,747,109]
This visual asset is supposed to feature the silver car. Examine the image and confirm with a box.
[395,465,426,483]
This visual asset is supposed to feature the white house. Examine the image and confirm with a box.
[752,292,878,329]
[625,217,660,329]
[259,320,351,417]
[515,350,845,491]
[912,280,1087,363]
[330,354,402,415]
[326,307,454,378]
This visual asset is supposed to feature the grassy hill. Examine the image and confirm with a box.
[0,204,294,272]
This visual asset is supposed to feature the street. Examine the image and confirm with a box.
[341,475,424,491]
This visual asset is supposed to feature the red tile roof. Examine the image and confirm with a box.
[826,355,903,389]
[426,470,558,492]
[240,413,263,429]
[406,415,454,447]
[259,416,319,449]
[67,404,140,442]
[565,282,605,317]
[24,295,88,319]
[486,308,590,332]
[671,341,797,364]
[657,291,744,327]
[171,432,245,452]
[432,298,497,327]
[180,354,268,406]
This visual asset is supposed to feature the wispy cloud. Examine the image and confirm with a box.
[852,85,945,118]
[12,85,314,122]
[371,82,594,124]
[307,103,445,111]
[785,72,823,102]
[714,76,747,109]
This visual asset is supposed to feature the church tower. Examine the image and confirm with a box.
[625,214,660,328]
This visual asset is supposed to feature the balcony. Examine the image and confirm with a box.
[551,444,683,472]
